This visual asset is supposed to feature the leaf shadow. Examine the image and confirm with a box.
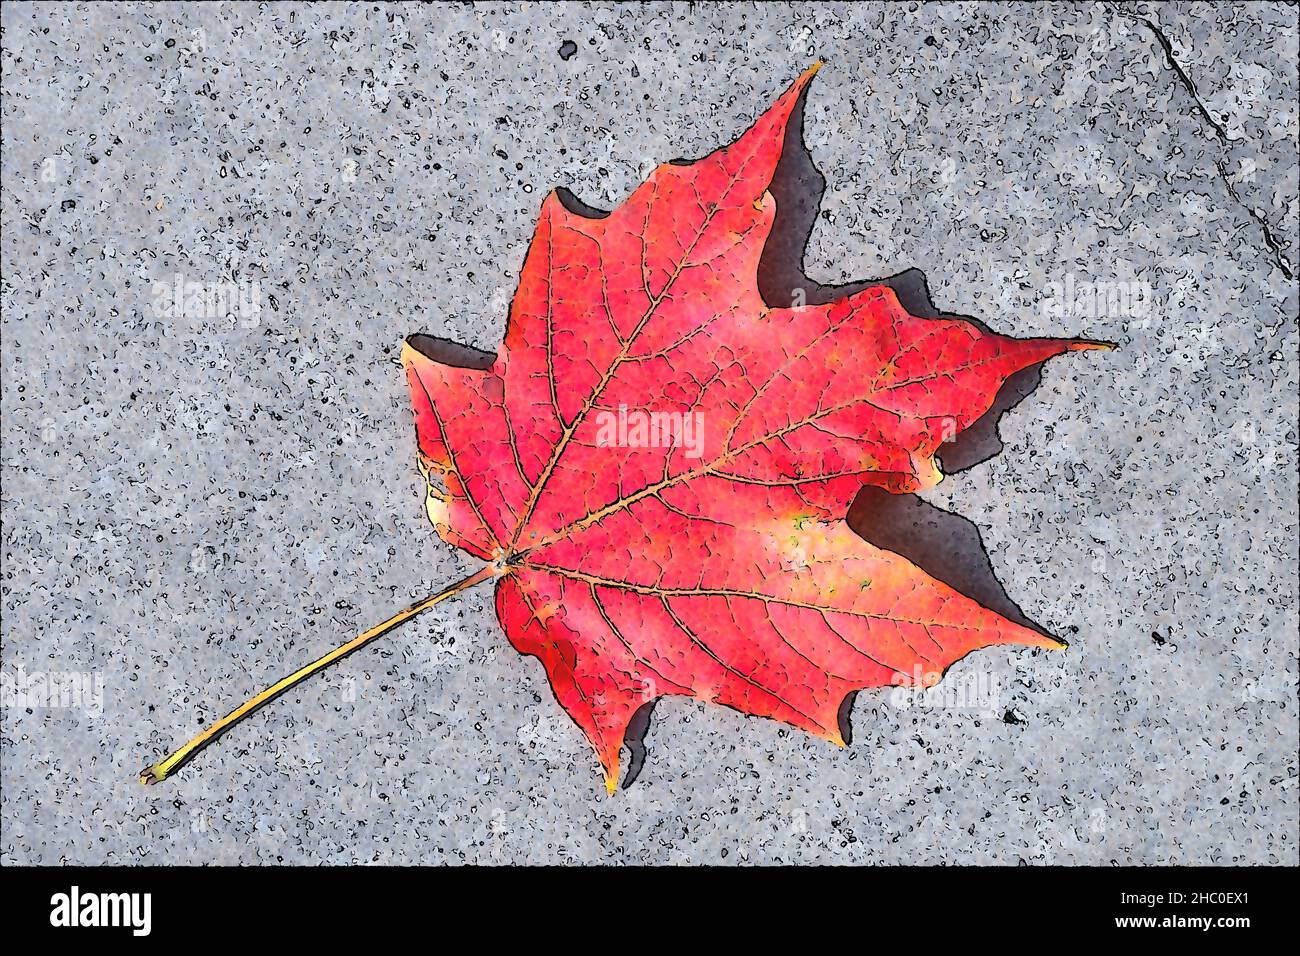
[757,74,1051,476]
[756,75,1058,749]
[760,73,1054,589]
[406,333,495,369]
[620,699,657,789]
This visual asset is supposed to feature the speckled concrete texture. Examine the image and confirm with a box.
[2,2,1296,865]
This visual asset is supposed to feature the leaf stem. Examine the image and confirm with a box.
[139,565,497,785]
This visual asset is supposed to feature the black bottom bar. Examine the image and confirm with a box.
[0,864,1290,943]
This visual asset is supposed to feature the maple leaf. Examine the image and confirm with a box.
[401,63,1108,792]
[140,64,1108,793]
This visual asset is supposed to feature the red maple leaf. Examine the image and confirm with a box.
[402,64,1107,792]
[141,64,1108,792]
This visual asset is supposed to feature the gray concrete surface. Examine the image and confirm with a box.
[2,1,1296,865]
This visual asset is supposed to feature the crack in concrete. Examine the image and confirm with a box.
[1215,159,1296,280]
[1113,6,1231,144]
[1108,3,1294,279]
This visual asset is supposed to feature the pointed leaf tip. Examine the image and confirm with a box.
[1069,340,1118,352]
